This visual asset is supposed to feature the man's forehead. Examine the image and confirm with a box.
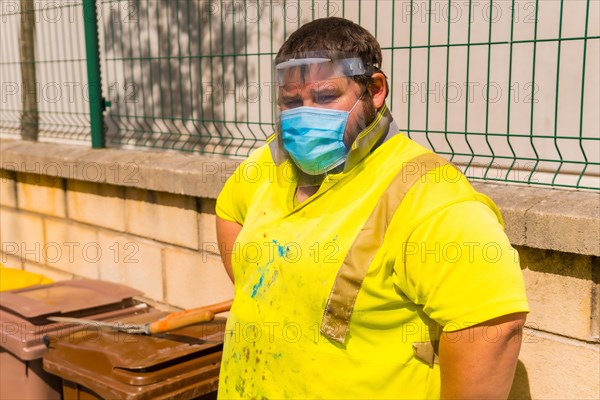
[280,77,348,94]
[278,62,339,83]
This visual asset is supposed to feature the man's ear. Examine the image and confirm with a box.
[369,72,387,109]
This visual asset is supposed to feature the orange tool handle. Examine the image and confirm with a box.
[147,299,232,335]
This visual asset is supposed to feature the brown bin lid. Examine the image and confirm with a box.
[43,313,226,399]
[0,279,142,318]
[0,279,146,361]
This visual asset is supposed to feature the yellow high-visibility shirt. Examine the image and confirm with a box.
[216,130,529,399]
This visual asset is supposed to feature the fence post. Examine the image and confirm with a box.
[19,0,38,141]
[82,0,105,148]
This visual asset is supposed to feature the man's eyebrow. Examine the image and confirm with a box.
[280,85,301,97]
[280,91,301,101]
[311,86,341,96]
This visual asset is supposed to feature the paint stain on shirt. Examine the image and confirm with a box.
[272,239,289,257]
[251,275,265,298]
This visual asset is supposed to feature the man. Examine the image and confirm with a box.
[216,17,528,399]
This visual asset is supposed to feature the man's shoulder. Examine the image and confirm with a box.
[229,141,280,180]
[243,142,275,165]
[381,136,501,230]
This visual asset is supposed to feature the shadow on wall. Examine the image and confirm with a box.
[102,0,259,153]
[509,360,532,400]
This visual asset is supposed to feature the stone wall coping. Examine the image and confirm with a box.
[0,139,241,199]
[1,139,598,256]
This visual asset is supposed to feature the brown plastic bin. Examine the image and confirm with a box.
[43,312,226,400]
[0,279,155,400]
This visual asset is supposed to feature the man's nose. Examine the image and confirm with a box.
[302,99,317,107]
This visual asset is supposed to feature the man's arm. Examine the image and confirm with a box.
[439,312,527,399]
[216,216,242,282]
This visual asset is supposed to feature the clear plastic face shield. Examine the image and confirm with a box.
[274,53,372,114]
[273,53,378,175]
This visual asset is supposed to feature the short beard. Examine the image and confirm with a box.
[343,95,377,149]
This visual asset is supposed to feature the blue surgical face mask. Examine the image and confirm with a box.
[280,98,362,175]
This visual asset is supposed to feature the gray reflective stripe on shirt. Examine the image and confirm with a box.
[320,152,452,344]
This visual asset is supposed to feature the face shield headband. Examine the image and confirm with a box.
[275,55,373,85]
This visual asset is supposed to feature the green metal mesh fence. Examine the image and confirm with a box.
[1,0,599,189]
[1,0,92,142]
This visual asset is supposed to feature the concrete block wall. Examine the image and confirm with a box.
[513,247,599,399]
[1,140,598,399]
[0,166,233,309]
